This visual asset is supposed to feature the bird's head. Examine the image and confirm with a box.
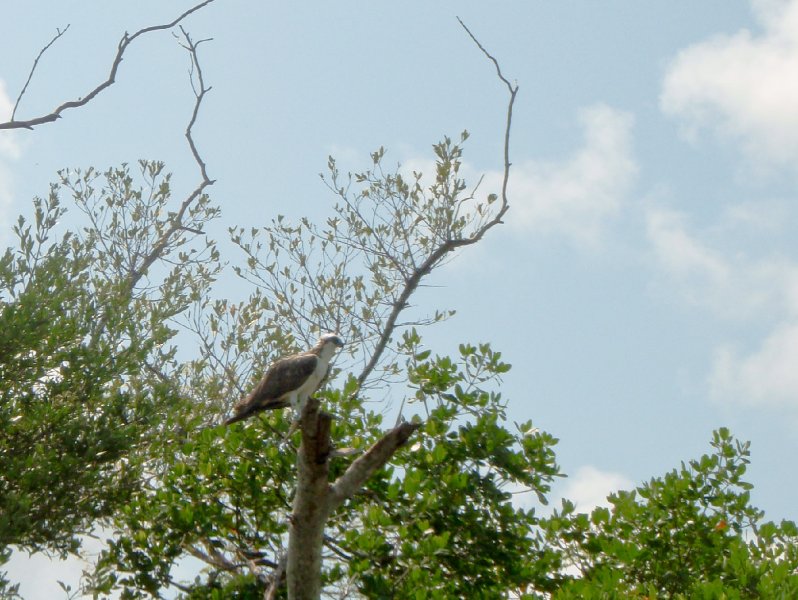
[319,333,345,349]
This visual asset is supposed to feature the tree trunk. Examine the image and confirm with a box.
[286,398,420,599]
[286,399,332,600]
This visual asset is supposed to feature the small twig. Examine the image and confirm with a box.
[456,17,514,94]
[12,24,71,121]
[184,542,239,572]
[166,576,193,594]
[457,16,516,222]
[0,0,216,130]
[323,534,354,561]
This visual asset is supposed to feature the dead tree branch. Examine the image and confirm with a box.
[88,25,215,344]
[0,0,216,130]
[328,421,420,510]
[125,26,215,294]
[11,24,71,121]
[355,19,517,389]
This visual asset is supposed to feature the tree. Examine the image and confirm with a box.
[0,158,219,595]
[0,15,217,595]
[3,7,537,596]
[59,22,574,597]
[4,7,798,599]
[542,427,798,598]
[85,95,565,600]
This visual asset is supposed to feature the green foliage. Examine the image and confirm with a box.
[5,145,798,599]
[0,189,138,554]
[0,161,218,572]
[542,427,798,598]
[90,337,561,598]
[91,418,298,597]
[85,138,560,598]
[334,334,561,598]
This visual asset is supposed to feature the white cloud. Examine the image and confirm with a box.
[391,104,635,251]
[560,465,633,514]
[0,162,12,219]
[646,207,730,294]
[646,204,798,410]
[721,198,790,232]
[645,206,798,319]
[503,104,636,245]
[661,0,798,166]
[711,321,798,409]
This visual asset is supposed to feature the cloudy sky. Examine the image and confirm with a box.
[3,0,798,596]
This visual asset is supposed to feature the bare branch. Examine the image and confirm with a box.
[167,577,194,594]
[263,553,287,600]
[458,16,517,219]
[323,534,356,561]
[125,26,215,293]
[0,0,216,130]
[177,26,214,184]
[355,21,517,389]
[184,542,239,572]
[11,25,71,122]
[328,420,421,510]
[456,17,515,94]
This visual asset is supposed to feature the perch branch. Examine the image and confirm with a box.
[286,398,332,599]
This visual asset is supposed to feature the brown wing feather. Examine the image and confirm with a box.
[225,352,318,425]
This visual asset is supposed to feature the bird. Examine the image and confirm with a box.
[225,333,344,426]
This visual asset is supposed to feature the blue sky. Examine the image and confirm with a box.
[3,1,798,596]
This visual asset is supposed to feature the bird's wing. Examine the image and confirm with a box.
[225,352,318,425]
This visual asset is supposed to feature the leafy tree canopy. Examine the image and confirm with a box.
[0,161,219,596]
[544,427,798,599]
[1,14,796,596]
[2,138,797,600]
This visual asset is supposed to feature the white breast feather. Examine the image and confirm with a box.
[291,353,330,412]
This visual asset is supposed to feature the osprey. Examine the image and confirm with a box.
[225,333,344,426]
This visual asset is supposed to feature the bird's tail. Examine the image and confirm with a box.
[224,412,248,426]
[223,399,291,426]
